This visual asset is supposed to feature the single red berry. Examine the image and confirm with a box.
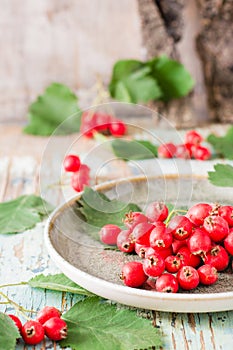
[124,211,148,230]
[224,229,233,255]
[187,228,212,256]
[203,245,229,271]
[203,215,229,242]
[71,164,90,192]
[130,222,154,242]
[185,130,203,145]
[63,155,81,172]
[117,230,135,253]
[36,306,61,325]
[120,261,147,287]
[175,144,191,159]
[186,203,212,226]
[94,112,112,132]
[165,255,184,273]
[134,230,151,257]
[143,253,165,277]
[153,246,173,259]
[99,224,121,245]
[172,238,188,254]
[156,273,179,293]
[149,225,173,250]
[197,264,218,285]
[8,314,22,331]
[109,120,127,137]
[192,145,211,160]
[177,246,201,268]
[158,143,177,159]
[21,320,45,345]
[145,201,168,222]
[177,266,199,290]
[167,215,193,241]
[219,205,233,227]
[44,317,67,341]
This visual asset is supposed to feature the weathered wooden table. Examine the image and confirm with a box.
[0,124,233,350]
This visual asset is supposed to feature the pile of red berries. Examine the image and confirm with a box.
[99,202,233,292]
[8,306,67,345]
[63,154,90,192]
[158,130,211,160]
[80,111,127,138]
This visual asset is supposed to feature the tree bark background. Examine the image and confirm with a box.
[137,0,233,126]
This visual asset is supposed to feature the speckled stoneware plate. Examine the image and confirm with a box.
[45,175,233,313]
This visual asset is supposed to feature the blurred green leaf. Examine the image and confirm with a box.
[207,127,233,160]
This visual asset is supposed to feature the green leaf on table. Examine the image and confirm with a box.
[148,55,195,101]
[207,126,233,159]
[111,139,158,160]
[0,312,20,350]
[61,296,163,350]
[76,187,141,229]
[23,83,82,136]
[109,56,194,103]
[109,59,162,103]
[208,164,233,187]
[28,273,94,296]
[0,195,54,234]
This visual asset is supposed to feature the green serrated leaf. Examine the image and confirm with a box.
[0,312,20,350]
[76,187,141,230]
[111,139,157,160]
[61,297,163,350]
[23,83,82,136]
[149,55,195,101]
[109,59,162,103]
[207,127,233,160]
[0,195,54,235]
[28,273,94,296]
[208,164,233,187]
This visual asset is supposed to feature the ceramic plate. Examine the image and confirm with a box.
[45,175,233,313]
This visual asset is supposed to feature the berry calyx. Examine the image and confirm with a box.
[117,230,135,253]
[8,314,22,331]
[36,306,61,325]
[143,253,165,277]
[120,261,147,287]
[177,266,199,290]
[187,228,212,257]
[44,317,68,341]
[203,215,229,242]
[63,155,81,172]
[203,245,229,271]
[165,255,184,273]
[150,226,173,250]
[155,273,179,293]
[167,215,193,240]
[21,320,45,345]
[124,211,148,230]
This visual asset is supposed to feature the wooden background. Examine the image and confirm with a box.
[1,0,232,125]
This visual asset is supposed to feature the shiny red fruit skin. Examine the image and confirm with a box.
[219,205,233,227]
[158,143,176,159]
[130,222,154,242]
[121,261,147,287]
[71,164,90,192]
[149,226,173,250]
[192,145,211,160]
[224,229,233,255]
[167,215,193,240]
[124,211,148,230]
[197,264,218,285]
[186,203,212,226]
[63,155,81,172]
[203,245,229,271]
[155,273,179,293]
[203,215,229,242]
[117,230,135,253]
[177,266,199,290]
[177,246,201,268]
[146,202,168,222]
[109,120,127,137]
[187,228,212,256]
[172,238,188,254]
[185,130,203,145]
[8,314,22,331]
[21,320,45,345]
[36,306,61,325]
[175,144,191,159]
[143,253,165,277]
[99,224,121,245]
[44,317,68,341]
[165,255,184,273]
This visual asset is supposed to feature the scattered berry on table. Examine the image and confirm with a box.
[63,154,81,172]
[36,306,61,325]
[43,317,68,341]
[21,320,45,345]
[8,314,22,331]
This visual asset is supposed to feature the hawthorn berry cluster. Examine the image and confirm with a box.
[80,111,127,138]
[8,306,67,345]
[99,202,233,292]
[63,154,90,192]
[158,130,211,160]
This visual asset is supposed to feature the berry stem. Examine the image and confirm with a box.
[166,209,187,224]
[0,291,36,319]
[0,281,28,288]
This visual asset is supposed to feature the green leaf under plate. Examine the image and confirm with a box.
[23,83,82,136]
[208,164,233,187]
[0,195,54,234]
[61,297,163,350]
